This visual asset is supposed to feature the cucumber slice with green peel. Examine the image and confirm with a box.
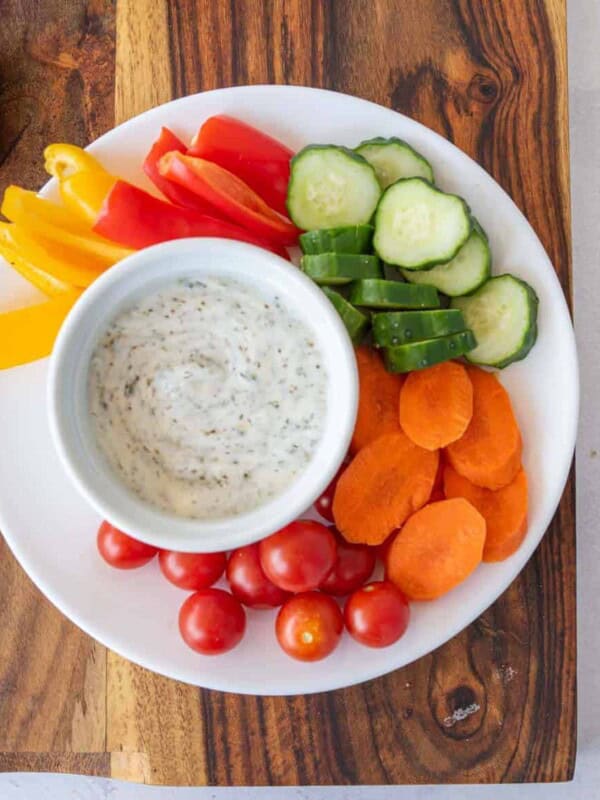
[349,279,439,309]
[321,287,370,344]
[383,330,478,373]
[299,224,374,255]
[374,178,472,269]
[401,221,491,296]
[287,145,381,230]
[372,309,466,347]
[301,253,382,285]
[355,137,434,187]
[451,274,538,368]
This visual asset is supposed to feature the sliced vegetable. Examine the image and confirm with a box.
[59,170,118,227]
[446,366,522,490]
[451,274,539,368]
[144,127,214,211]
[399,361,473,450]
[373,178,472,269]
[2,186,133,265]
[0,235,72,297]
[351,346,403,453]
[44,143,105,179]
[386,498,486,600]
[189,114,294,217]
[94,179,288,256]
[159,152,298,246]
[355,137,434,187]
[287,145,381,230]
[443,465,528,562]
[0,223,107,288]
[301,253,382,285]
[349,278,439,309]
[333,431,439,545]
[299,224,374,255]
[402,221,491,296]
[0,290,81,370]
[383,330,477,373]
[321,287,369,343]
[372,309,466,347]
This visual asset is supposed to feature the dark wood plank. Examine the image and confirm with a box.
[0,0,115,767]
[111,0,575,785]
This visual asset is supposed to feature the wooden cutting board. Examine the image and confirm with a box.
[0,0,575,785]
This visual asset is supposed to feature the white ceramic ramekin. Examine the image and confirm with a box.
[48,238,358,552]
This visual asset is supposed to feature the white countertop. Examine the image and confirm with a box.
[2,1,599,797]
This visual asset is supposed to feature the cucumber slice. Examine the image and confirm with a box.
[322,286,370,344]
[355,137,434,187]
[301,253,382,285]
[287,145,381,230]
[401,221,491,296]
[299,224,374,255]
[451,274,538,368]
[373,178,472,269]
[383,330,477,373]
[349,279,439,309]
[373,309,466,347]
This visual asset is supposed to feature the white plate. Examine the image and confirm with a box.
[0,85,578,695]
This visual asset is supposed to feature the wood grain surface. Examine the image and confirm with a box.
[0,0,575,785]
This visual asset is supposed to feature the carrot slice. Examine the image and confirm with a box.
[386,498,486,600]
[399,361,473,450]
[445,366,522,490]
[351,346,403,453]
[443,464,528,562]
[429,454,446,503]
[333,431,438,545]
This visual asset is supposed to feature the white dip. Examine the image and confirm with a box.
[88,276,327,519]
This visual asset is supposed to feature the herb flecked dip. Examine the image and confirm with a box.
[88,276,327,519]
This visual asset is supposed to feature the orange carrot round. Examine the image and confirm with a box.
[443,464,528,562]
[399,361,473,450]
[351,346,403,453]
[333,431,439,546]
[445,366,522,490]
[386,498,486,600]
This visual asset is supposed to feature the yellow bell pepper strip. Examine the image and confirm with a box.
[0,223,108,288]
[0,237,72,297]
[1,186,134,266]
[0,290,81,370]
[44,143,106,179]
[58,170,117,226]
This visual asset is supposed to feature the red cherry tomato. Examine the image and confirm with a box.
[320,527,376,596]
[313,460,348,522]
[159,550,226,590]
[226,543,291,608]
[344,581,410,648]
[259,520,337,593]
[276,592,344,661]
[96,521,158,569]
[179,588,246,655]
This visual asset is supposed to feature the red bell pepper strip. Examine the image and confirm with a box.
[188,115,294,218]
[93,180,289,257]
[159,153,299,247]
[143,127,214,213]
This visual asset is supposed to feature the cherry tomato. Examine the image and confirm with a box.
[313,460,348,522]
[259,520,337,593]
[159,550,226,590]
[276,592,343,661]
[179,588,246,655]
[344,581,410,648]
[226,543,291,608]
[320,527,376,596]
[96,521,158,569]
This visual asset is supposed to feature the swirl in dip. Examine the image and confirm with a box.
[88,276,327,519]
